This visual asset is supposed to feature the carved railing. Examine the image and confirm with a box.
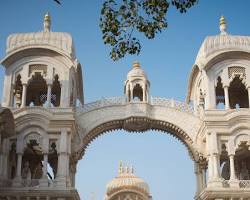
[239,180,250,188]
[150,97,193,114]
[77,96,194,114]
[77,96,127,113]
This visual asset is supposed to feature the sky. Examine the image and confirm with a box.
[1,0,250,200]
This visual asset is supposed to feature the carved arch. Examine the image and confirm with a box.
[76,117,201,162]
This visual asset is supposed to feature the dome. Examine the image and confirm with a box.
[2,12,75,62]
[195,16,250,68]
[127,61,148,80]
[106,163,150,197]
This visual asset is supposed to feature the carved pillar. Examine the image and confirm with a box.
[224,86,230,109]
[202,167,206,188]
[212,153,220,179]
[47,84,52,107]
[228,154,239,188]
[142,86,146,102]
[229,154,236,180]
[194,162,202,195]
[207,155,215,184]
[130,85,133,100]
[21,83,27,108]
[56,129,68,188]
[15,153,22,179]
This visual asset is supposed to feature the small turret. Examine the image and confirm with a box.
[125,61,150,102]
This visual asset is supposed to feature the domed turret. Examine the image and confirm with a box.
[105,162,152,200]
[187,16,250,114]
[125,61,150,102]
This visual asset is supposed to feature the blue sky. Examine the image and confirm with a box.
[1,1,250,199]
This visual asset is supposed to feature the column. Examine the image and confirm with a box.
[229,155,236,180]
[130,85,134,100]
[207,155,213,180]
[15,153,22,179]
[21,83,27,108]
[56,129,68,188]
[47,84,52,107]
[248,87,250,108]
[39,153,49,187]
[142,86,145,102]
[212,153,220,179]
[229,154,239,188]
[224,86,230,109]
[43,154,48,178]
[201,167,206,188]
[194,162,202,195]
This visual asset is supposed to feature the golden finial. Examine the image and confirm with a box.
[44,12,51,32]
[219,15,227,35]
[132,61,140,68]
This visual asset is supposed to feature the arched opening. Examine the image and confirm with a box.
[132,84,143,101]
[21,138,43,186]
[234,142,250,181]
[229,77,249,108]
[51,74,61,107]
[215,77,225,109]
[26,73,48,106]
[48,141,58,180]
[13,74,23,108]
[220,143,230,181]
[76,130,196,200]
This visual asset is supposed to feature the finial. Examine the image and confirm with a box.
[219,15,227,35]
[130,165,134,174]
[132,61,140,68]
[119,161,123,174]
[44,12,51,32]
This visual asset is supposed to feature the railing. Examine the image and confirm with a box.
[21,179,40,187]
[151,97,193,114]
[222,179,230,188]
[77,96,127,113]
[239,180,250,188]
[77,96,194,114]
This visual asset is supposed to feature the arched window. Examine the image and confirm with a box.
[229,77,249,108]
[215,77,225,109]
[26,73,47,106]
[51,74,61,107]
[132,84,143,101]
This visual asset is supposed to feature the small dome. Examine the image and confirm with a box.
[106,163,150,197]
[127,61,148,79]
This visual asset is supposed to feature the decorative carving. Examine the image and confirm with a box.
[228,66,246,81]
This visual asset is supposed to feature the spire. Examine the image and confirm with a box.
[44,12,51,32]
[219,15,227,35]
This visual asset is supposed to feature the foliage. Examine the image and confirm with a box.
[53,0,198,61]
[100,0,198,61]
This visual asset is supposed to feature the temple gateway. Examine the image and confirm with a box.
[0,13,250,200]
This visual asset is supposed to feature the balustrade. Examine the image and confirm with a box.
[76,96,194,114]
